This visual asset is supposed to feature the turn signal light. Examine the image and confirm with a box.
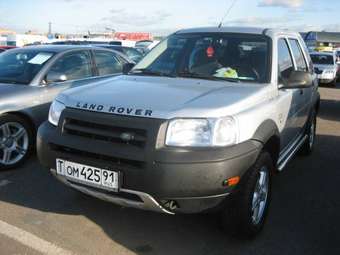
[223,176,240,187]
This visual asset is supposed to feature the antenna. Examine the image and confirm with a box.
[218,0,238,28]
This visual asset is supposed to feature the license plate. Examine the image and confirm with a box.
[56,159,119,191]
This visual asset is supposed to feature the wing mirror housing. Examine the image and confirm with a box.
[280,70,313,89]
[123,62,135,74]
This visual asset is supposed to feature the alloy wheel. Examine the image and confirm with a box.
[251,167,269,225]
[0,122,29,166]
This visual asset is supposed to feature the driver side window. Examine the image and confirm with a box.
[46,51,92,83]
[278,38,294,82]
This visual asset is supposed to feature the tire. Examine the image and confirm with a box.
[0,114,34,170]
[332,79,337,87]
[220,151,273,239]
[300,110,317,156]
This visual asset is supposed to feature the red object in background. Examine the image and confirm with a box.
[114,32,153,41]
[206,46,215,58]
[0,46,16,50]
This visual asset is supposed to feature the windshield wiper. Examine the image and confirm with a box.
[129,68,176,78]
[178,71,240,83]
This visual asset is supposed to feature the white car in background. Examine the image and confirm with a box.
[310,51,338,86]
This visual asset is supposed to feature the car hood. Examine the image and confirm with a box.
[59,75,274,119]
[314,64,336,71]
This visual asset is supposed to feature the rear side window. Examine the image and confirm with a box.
[289,39,308,72]
[94,51,123,76]
[278,39,294,81]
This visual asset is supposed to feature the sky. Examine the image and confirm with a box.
[0,0,340,35]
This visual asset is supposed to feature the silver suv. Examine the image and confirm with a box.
[37,27,320,238]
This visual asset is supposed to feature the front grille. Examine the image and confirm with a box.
[63,118,147,148]
[54,108,165,170]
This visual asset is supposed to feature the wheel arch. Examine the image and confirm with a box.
[1,111,37,137]
[251,119,280,168]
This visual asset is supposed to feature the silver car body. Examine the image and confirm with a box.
[0,45,130,128]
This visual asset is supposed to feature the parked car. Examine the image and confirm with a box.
[37,27,319,238]
[310,51,338,85]
[94,45,144,63]
[0,46,16,53]
[0,45,133,169]
[135,40,159,54]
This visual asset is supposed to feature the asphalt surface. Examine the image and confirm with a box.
[0,85,339,255]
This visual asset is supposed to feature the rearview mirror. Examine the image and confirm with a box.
[280,70,313,89]
[123,63,135,74]
[46,72,68,83]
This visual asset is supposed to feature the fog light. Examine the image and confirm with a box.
[162,200,179,210]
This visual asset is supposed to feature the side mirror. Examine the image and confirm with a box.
[280,70,313,89]
[123,63,135,74]
[46,72,67,83]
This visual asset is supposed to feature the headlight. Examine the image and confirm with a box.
[324,69,335,74]
[48,100,65,126]
[165,117,238,147]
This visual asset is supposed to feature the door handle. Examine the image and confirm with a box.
[299,89,304,95]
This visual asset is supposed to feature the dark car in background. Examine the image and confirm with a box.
[0,45,132,169]
[0,46,16,53]
[94,45,144,63]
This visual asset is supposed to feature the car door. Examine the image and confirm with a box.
[92,50,125,77]
[277,38,303,151]
[287,38,313,132]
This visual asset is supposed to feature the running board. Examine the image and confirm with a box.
[277,135,308,171]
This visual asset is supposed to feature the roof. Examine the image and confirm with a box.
[175,26,301,38]
[176,26,266,35]
[7,44,113,53]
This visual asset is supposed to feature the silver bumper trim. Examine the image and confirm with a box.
[50,169,174,215]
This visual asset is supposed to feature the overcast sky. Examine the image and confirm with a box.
[0,0,339,35]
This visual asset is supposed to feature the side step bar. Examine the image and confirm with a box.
[277,135,308,171]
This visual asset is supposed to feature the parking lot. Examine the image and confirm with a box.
[0,85,339,255]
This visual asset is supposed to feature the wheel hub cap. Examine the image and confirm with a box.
[4,137,14,148]
[251,168,269,225]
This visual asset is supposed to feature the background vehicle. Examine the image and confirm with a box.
[94,45,144,63]
[135,40,159,54]
[0,45,132,169]
[310,51,338,85]
[0,46,16,53]
[37,27,319,238]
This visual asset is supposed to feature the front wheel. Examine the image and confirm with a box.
[0,115,33,170]
[220,151,273,239]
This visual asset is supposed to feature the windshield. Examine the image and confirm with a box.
[310,54,334,65]
[0,50,55,85]
[131,33,270,83]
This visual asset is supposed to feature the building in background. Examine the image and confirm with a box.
[304,31,340,50]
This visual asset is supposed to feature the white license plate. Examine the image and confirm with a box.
[56,159,119,191]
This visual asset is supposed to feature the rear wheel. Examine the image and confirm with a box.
[220,151,273,239]
[0,115,34,170]
[300,110,317,156]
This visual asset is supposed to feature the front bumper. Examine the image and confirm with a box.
[317,73,336,83]
[37,118,262,214]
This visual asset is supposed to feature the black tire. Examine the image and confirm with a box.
[332,79,337,87]
[0,114,34,170]
[300,110,317,156]
[220,151,273,239]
